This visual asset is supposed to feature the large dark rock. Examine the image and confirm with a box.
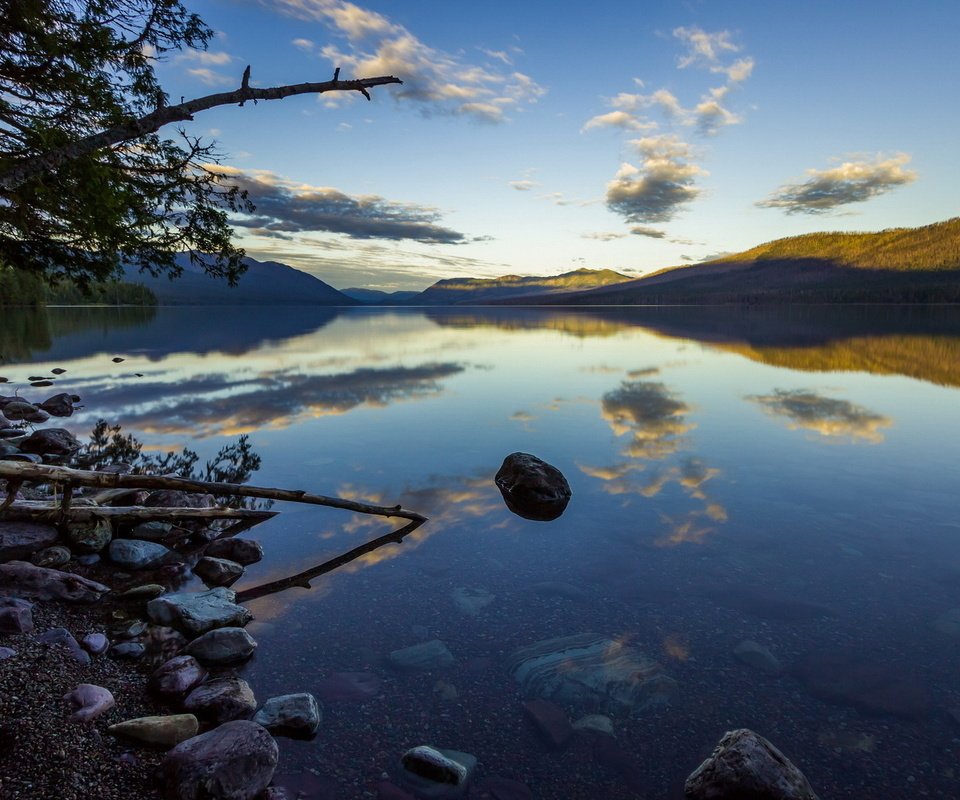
[793,647,932,719]
[193,557,244,588]
[399,746,477,799]
[17,428,81,456]
[253,693,321,737]
[160,719,278,800]
[65,519,113,554]
[108,538,173,570]
[204,538,263,566]
[494,452,571,521]
[0,522,60,563]
[183,677,257,724]
[38,393,80,417]
[185,627,257,665]
[150,655,208,700]
[684,728,819,800]
[146,490,216,509]
[0,561,109,602]
[0,596,34,634]
[1,401,48,424]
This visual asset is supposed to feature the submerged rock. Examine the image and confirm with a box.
[931,608,960,637]
[451,587,495,617]
[494,452,571,521]
[733,640,783,675]
[508,633,676,715]
[388,639,455,672]
[399,746,476,799]
[147,587,252,636]
[253,693,321,737]
[160,719,278,800]
[109,714,199,747]
[316,671,381,703]
[573,714,615,736]
[684,728,820,800]
[523,699,573,750]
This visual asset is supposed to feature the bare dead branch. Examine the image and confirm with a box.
[0,71,403,190]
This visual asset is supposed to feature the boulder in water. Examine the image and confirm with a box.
[494,452,571,521]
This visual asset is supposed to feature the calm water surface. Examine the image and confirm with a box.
[3,305,960,799]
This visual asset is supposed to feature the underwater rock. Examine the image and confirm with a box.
[399,745,476,799]
[388,639,455,671]
[573,714,615,736]
[523,699,573,750]
[494,452,571,521]
[704,587,833,621]
[733,640,783,675]
[507,633,676,715]
[316,671,381,703]
[793,647,932,719]
[451,586,495,617]
[684,728,820,800]
[931,608,960,637]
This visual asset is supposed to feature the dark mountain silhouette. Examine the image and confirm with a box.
[341,288,421,304]
[122,255,358,305]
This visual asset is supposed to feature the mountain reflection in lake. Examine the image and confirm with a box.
[3,304,960,798]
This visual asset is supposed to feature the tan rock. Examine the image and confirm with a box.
[108,714,199,747]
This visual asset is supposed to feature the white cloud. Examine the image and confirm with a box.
[673,26,740,69]
[605,135,706,224]
[508,179,538,191]
[264,0,545,122]
[186,68,235,86]
[292,38,315,50]
[179,50,234,66]
[757,153,918,214]
[582,231,627,241]
[581,110,657,133]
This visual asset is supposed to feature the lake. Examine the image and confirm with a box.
[3,304,960,798]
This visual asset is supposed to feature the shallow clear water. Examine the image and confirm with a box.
[4,304,960,798]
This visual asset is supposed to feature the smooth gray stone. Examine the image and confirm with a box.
[253,693,321,737]
[63,683,115,723]
[147,588,253,636]
[186,627,257,665]
[0,596,33,634]
[81,632,109,655]
[388,639,455,672]
[193,556,244,588]
[0,561,109,602]
[150,655,208,699]
[204,538,264,566]
[0,522,59,562]
[109,642,145,660]
[160,720,278,800]
[400,746,477,799]
[184,677,257,724]
[130,521,174,541]
[39,627,90,664]
[685,728,820,800]
[733,640,783,675]
[108,538,172,570]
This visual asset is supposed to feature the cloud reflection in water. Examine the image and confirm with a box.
[748,389,893,443]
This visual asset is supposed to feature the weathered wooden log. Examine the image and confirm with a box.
[2,502,277,526]
[0,461,425,523]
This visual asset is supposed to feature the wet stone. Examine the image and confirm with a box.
[733,640,783,675]
[523,699,573,750]
[184,676,257,724]
[193,556,244,588]
[316,671,381,703]
[388,639,455,672]
[399,746,477,799]
[0,521,60,562]
[109,714,199,747]
[204,538,264,566]
[130,521,174,541]
[147,587,253,636]
[185,626,257,665]
[66,519,113,554]
[81,632,109,655]
[253,693,322,737]
[451,586,495,616]
[118,583,166,601]
[150,655,208,700]
[110,642,146,660]
[494,452,572,521]
[108,538,172,570]
[17,427,81,456]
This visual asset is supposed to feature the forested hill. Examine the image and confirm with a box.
[717,217,960,271]
[403,268,633,305]
[499,218,960,306]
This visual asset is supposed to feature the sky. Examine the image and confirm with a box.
[153,0,960,291]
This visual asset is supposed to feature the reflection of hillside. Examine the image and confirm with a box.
[424,309,631,338]
[429,306,960,386]
[1,306,340,364]
[722,337,960,388]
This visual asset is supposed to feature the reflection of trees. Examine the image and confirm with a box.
[0,308,52,363]
[581,379,727,546]
[80,362,466,438]
[748,389,893,443]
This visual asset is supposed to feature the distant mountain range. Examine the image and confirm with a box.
[117,218,959,305]
[122,254,357,305]
[498,218,960,306]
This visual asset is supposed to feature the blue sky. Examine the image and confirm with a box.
[154,0,959,290]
